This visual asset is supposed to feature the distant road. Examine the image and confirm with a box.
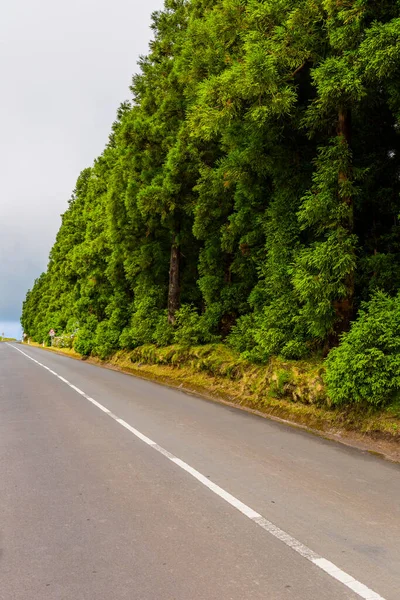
[1,343,399,600]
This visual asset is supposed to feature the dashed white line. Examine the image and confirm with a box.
[8,343,387,600]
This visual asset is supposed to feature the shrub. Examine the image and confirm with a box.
[173,305,218,346]
[227,314,257,354]
[280,339,309,360]
[325,291,400,406]
[228,304,308,362]
[53,334,75,349]
[74,329,94,356]
[93,320,121,360]
[119,327,134,350]
[152,312,174,346]
[74,316,98,356]
[253,298,309,361]
[128,296,162,347]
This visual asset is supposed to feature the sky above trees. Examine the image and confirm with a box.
[0,0,163,338]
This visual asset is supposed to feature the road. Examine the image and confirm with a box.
[0,343,399,600]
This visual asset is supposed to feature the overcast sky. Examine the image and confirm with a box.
[0,0,164,339]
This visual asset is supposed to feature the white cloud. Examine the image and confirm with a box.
[0,0,164,325]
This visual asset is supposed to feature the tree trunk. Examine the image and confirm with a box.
[168,233,180,324]
[338,107,351,154]
[334,107,354,339]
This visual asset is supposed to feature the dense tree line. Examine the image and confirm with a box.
[22,0,400,402]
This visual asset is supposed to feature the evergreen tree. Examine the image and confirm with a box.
[21,0,400,387]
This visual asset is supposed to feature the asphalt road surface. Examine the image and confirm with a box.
[1,343,399,600]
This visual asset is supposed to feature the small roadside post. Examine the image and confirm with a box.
[49,329,55,346]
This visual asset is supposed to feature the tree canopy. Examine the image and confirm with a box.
[22,0,400,379]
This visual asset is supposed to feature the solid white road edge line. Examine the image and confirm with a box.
[9,343,385,600]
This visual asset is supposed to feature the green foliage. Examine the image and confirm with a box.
[128,288,165,348]
[74,316,98,357]
[53,334,75,349]
[153,312,175,347]
[93,321,121,360]
[325,293,400,407]
[227,314,257,355]
[173,305,219,346]
[293,141,358,339]
[20,0,400,410]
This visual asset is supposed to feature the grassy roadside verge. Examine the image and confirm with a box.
[22,341,400,460]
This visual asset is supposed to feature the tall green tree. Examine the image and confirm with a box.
[21,0,400,366]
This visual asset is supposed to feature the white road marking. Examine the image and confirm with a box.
[8,343,386,600]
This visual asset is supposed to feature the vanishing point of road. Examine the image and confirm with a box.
[1,343,399,599]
